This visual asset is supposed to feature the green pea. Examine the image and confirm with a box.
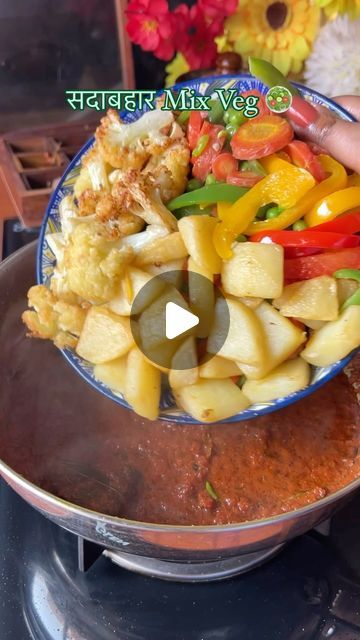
[228,107,247,127]
[225,123,238,137]
[292,220,308,231]
[205,173,217,185]
[187,178,202,191]
[266,205,283,220]
[236,234,247,242]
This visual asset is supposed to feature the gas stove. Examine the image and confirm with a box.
[1,220,360,639]
[1,478,360,640]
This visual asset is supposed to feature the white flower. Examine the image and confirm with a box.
[304,16,360,96]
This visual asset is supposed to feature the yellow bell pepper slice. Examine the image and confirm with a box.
[213,163,315,259]
[305,186,360,227]
[217,201,232,220]
[245,155,348,235]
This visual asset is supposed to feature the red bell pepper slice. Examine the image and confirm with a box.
[284,247,360,281]
[251,230,360,249]
[191,121,225,181]
[306,211,360,235]
[285,140,326,182]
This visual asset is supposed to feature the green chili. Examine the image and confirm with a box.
[167,184,249,211]
[205,481,219,501]
[248,57,300,96]
[192,134,209,158]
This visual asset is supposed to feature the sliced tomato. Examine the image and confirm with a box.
[192,121,225,181]
[230,115,294,161]
[284,247,360,282]
[226,171,263,187]
[187,111,204,150]
[285,140,326,182]
[212,153,238,181]
[241,90,270,118]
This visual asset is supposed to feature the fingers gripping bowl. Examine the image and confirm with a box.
[29,74,360,424]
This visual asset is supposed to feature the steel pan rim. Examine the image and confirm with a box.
[2,453,360,535]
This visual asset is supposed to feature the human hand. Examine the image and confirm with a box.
[287,94,360,174]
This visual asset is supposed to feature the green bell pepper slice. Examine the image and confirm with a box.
[167,184,248,211]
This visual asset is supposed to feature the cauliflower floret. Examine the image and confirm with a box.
[22,285,86,349]
[78,188,102,217]
[95,109,174,170]
[95,193,145,236]
[64,222,134,303]
[73,166,92,200]
[82,145,110,192]
[112,170,178,231]
[143,138,190,202]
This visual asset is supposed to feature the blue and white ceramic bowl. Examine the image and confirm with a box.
[37,74,358,423]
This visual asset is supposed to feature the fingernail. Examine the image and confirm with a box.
[288,95,319,128]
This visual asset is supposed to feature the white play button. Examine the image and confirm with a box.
[165,302,199,340]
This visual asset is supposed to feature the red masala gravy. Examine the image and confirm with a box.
[1,335,359,526]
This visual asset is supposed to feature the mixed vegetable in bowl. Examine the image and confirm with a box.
[23,62,360,423]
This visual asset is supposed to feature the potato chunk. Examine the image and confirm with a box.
[301,305,360,367]
[242,358,310,404]
[94,357,128,394]
[108,267,165,316]
[138,286,189,350]
[199,355,242,379]
[134,232,187,267]
[146,259,185,287]
[207,297,267,365]
[174,378,250,423]
[124,348,161,420]
[188,257,214,338]
[169,336,198,389]
[76,307,134,364]
[221,242,284,298]
[273,275,338,321]
[178,215,221,274]
[238,302,306,379]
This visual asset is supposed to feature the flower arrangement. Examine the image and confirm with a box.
[125,0,238,84]
[125,0,360,93]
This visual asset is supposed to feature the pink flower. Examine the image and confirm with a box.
[125,0,175,60]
